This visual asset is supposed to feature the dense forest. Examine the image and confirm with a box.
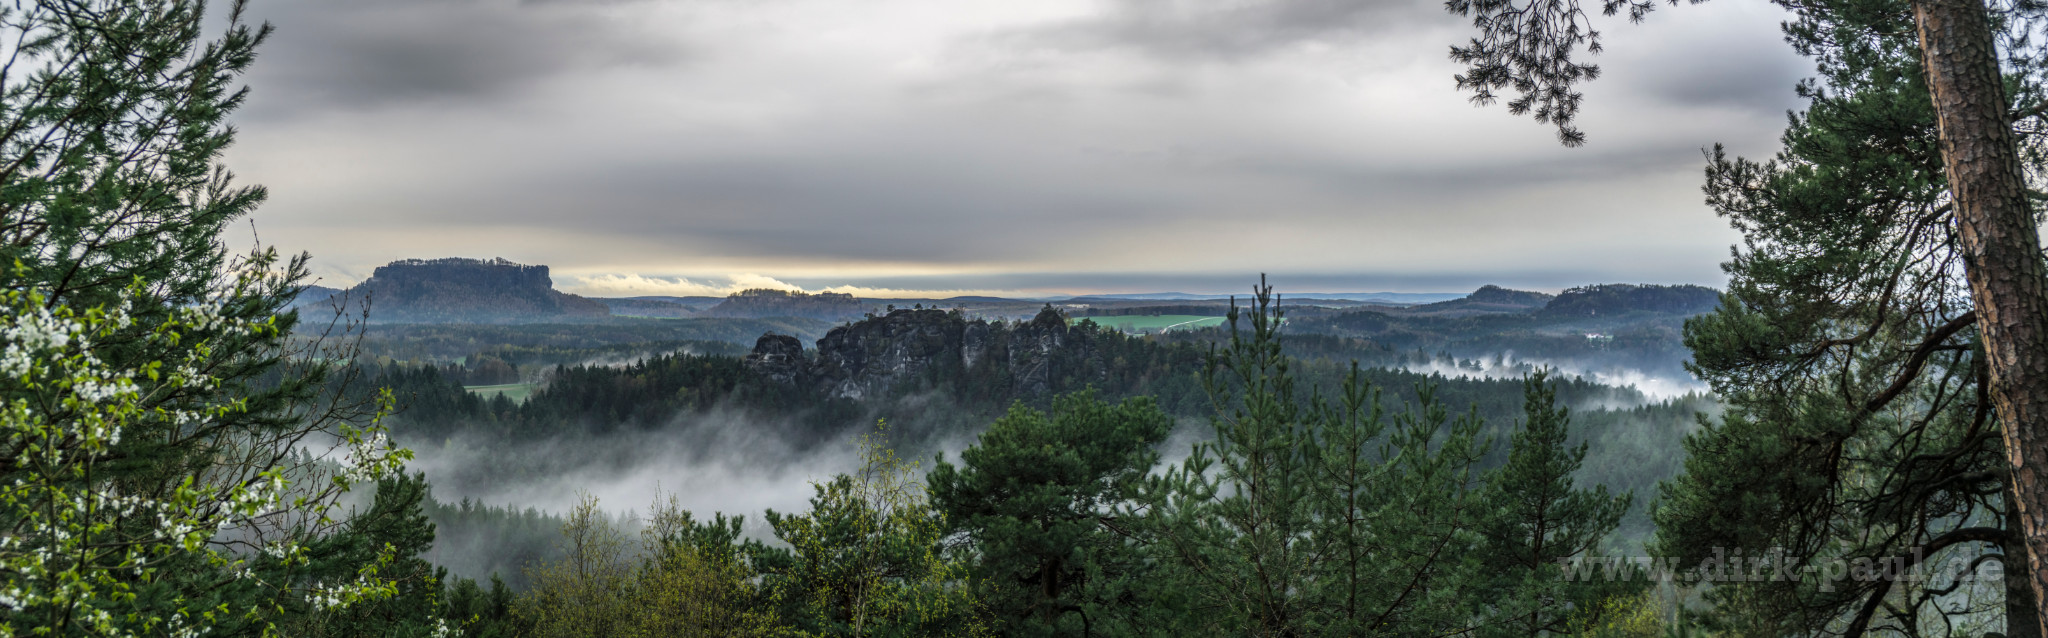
[351,292,1708,616]
[7,0,2048,636]
[365,303,1689,449]
[382,288,1702,637]
[1273,283,1719,380]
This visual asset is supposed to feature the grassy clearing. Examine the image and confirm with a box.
[466,383,537,403]
[1072,315,1228,333]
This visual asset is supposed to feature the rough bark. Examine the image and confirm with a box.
[2012,495,2044,638]
[1914,0,2048,633]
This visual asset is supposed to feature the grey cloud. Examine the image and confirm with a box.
[1604,10,1811,113]
[1023,0,1444,59]
[240,0,680,115]
[1016,0,1807,112]
[427,155,1190,263]
[229,0,1796,292]
[346,144,1708,270]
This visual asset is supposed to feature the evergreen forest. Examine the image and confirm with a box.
[4,0,2048,636]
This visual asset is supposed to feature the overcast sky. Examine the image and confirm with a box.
[223,0,1810,298]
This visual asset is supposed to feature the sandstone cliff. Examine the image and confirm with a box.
[337,258,611,323]
[743,306,1090,400]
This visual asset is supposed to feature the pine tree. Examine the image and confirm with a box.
[1442,0,2048,625]
[1139,278,1492,636]
[1652,4,2036,630]
[927,391,1175,637]
[1475,371,1634,637]
[760,424,989,637]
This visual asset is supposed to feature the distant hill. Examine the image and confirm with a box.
[1468,285,1555,307]
[597,298,698,318]
[624,295,726,306]
[1061,291,1462,304]
[1401,285,1554,316]
[292,285,343,309]
[1059,293,1210,302]
[330,258,611,323]
[883,295,1015,304]
[1536,284,1721,319]
[1080,304,1229,318]
[701,289,865,321]
[1282,282,1724,379]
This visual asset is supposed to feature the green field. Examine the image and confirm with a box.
[1072,315,1227,333]
[466,383,537,403]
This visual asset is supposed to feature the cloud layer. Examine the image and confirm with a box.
[227,0,1812,295]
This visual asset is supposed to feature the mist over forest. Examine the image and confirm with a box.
[12,0,2048,636]
[306,268,1719,595]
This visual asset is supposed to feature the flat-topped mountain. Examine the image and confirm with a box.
[330,257,610,323]
[702,289,864,321]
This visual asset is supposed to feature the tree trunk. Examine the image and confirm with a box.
[1914,0,2048,634]
[2012,496,2044,638]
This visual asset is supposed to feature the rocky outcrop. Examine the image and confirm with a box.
[810,309,964,400]
[1004,306,1072,397]
[337,257,611,323]
[743,333,810,385]
[744,306,1091,400]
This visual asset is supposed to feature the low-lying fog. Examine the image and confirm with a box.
[1401,353,1707,404]
[406,359,1704,584]
[412,409,886,532]
[411,409,1210,529]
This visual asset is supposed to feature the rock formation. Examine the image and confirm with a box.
[742,333,810,385]
[743,306,1092,400]
[334,257,611,323]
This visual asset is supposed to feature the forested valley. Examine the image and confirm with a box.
[7,0,2048,636]
[349,285,1706,637]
